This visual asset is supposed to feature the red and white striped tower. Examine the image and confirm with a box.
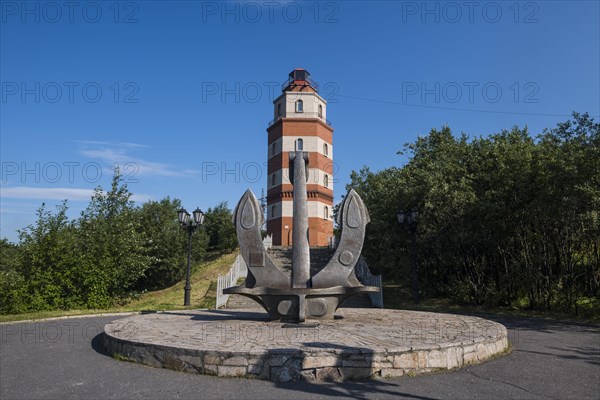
[266,69,334,247]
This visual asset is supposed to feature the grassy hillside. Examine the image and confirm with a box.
[0,251,238,322]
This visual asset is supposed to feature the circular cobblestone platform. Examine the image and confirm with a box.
[103,309,508,382]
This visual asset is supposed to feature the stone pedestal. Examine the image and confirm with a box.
[104,308,509,382]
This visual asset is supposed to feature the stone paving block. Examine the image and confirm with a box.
[464,350,478,364]
[271,359,302,382]
[315,367,342,382]
[218,366,246,377]
[426,349,447,368]
[342,358,372,368]
[203,352,221,365]
[267,355,289,367]
[247,364,263,375]
[381,368,405,378]
[476,343,489,361]
[394,351,426,369]
[248,358,265,366]
[463,344,477,354]
[121,343,134,356]
[372,354,394,363]
[372,361,394,369]
[302,355,340,369]
[203,364,218,375]
[339,367,375,380]
[223,356,249,366]
[163,355,187,371]
[446,346,463,369]
[179,355,203,369]
[139,353,162,368]
[300,369,317,382]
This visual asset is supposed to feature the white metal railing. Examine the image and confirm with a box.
[216,254,247,308]
[263,234,273,250]
[328,235,337,250]
[363,274,384,308]
[355,257,384,308]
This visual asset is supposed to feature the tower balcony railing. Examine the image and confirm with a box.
[268,112,332,127]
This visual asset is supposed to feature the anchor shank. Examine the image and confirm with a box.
[290,151,311,288]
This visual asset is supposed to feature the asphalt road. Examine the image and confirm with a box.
[1,313,598,400]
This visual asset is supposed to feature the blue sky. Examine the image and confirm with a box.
[1,0,599,242]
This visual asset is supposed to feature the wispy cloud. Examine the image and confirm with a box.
[77,141,198,178]
[73,140,150,149]
[1,187,151,202]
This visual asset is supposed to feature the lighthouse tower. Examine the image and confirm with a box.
[266,69,334,247]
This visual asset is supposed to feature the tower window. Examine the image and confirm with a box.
[271,174,276,187]
[271,205,275,219]
[296,100,303,112]
[323,143,328,156]
[318,104,323,117]
[296,138,303,151]
[324,206,329,219]
[272,142,276,156]
[277,103,282,117]
[324,174,329,187]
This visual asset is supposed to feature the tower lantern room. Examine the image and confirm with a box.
[266,69,334,247]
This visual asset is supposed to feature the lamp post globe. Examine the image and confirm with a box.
[177,208,188,224]
[408,210,418,225]
[397,210,406,224]
[193,208,204,225]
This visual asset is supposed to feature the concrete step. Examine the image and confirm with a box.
[225,294,262,309]
[266,247,334,275]
[225,248,376,309]
[267,247,292,272]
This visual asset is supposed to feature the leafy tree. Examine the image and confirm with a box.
[77,171,150,306]
[0,238,25,313]
[16,202,82,311]
[203,202,237,253]
[347,112,599,314]
[0,169,240,314]
[134,197,208,290]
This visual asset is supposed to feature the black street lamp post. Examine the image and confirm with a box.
[397,209,419,304]
[178,207,205,306]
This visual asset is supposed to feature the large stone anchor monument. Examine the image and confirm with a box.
[103,151,510,381]
[224,150,378,322]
